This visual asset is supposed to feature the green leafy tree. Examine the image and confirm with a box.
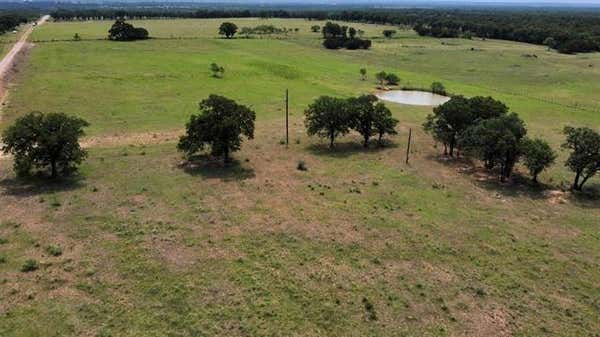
[73,33,81,41]
[178,95,255,163]
[382,30,397,38]
[460,113,527,181]
[108,19,148,41]
[423,96,472,156]
[468,96,509,121]
[304,96,352,148]
[1,112,89,178]
[521,138,557,183]
[311,25,321,33]
[347,95,378,147]
[373,102,398,146]
[360,68,367,81]
[219,22,238,39]
[375,71,387,86]
[562,126,600,191]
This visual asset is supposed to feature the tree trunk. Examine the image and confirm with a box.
[50,159,57,179]
[223,147,230,164]
[378,133,383,147]
[443,143,448,156]
[532,173,538,183]
[329,132,335,149]
[363,135,369,148]
[572,171,582,190]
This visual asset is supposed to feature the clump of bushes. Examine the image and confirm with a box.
[304,94,398,148]
[321,22,371,50]
[375,71,400,87]
[210,63,225,78]
[108,19,148,41]
[21,259,39,272]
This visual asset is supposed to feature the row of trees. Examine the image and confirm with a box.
[1,100,597,191]
[423,96,600,190]
[305,95,398,148]
[321,22,371,50]
[108,20,148,41]
[50,8,600,53]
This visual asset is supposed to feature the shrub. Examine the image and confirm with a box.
[46,245,63,257]
[431,82,446,95]
[297,160,308,171]
[383,29,397,38]
[21,259,39,272]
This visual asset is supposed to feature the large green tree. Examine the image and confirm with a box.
[424,96,508,157]
[178,95,255,163]
[219,22,238,39]
[304,96,352,148]
[562,126,600,191]
[1,112,89,178]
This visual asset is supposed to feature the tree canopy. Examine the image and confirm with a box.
[108,19,148,41]
[178,95,256,163]
[562,126,600,191]
[1,112,89,178]
[219,22,238,38]
[304,96,352,148]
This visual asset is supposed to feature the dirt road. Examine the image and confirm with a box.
[0,15,49,104]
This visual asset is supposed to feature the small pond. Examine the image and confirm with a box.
[376,90,450,107]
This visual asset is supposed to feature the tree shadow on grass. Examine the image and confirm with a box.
[179,155,255,182]
[307,140,399,158]
[0,173,86,197]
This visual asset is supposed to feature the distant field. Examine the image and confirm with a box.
[1,18,599,337]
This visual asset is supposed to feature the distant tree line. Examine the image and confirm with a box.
[0,12,32,34]
[50,8,600,53]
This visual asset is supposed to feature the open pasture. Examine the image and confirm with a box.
[0,18,599,337]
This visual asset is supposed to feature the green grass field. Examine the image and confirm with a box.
[0,18,599,337]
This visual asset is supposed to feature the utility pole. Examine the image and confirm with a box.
[285,89,289,146]
[405,128,412,164]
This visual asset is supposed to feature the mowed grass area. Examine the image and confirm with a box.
[0,18,599,337]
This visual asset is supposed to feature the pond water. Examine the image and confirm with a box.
[376,90,450,107]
